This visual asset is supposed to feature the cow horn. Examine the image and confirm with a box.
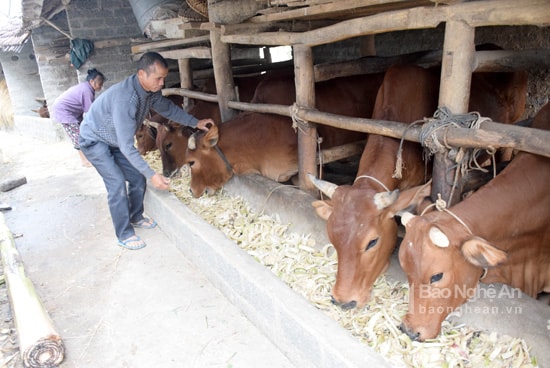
[429,226,449,248]
[399,211,415,226]
[308,173,338,199]
[373,190,399,210]
[145,119,160,129]
[188,134,197,150]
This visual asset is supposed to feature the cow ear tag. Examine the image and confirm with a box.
[429,226,449,248]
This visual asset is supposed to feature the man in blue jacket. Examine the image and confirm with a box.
[80,52,212,250]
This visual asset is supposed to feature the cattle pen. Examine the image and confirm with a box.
[1,0,550,367]
[134,0,549,366]
[141,0,550,204]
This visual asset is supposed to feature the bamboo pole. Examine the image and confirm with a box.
[0,213,65,368]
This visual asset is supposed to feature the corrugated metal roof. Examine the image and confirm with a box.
[0,0,70,51]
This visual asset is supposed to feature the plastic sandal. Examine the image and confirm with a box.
[117,235,146,250]
[132,218,157,229]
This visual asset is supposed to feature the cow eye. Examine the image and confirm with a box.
[430,273,443,284]
[165,142,172,151]
[188,161,195,167]
[365,238,378,251]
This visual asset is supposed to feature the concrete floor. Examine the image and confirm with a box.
[0,129,295,368]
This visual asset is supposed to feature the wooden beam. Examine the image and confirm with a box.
[473,49,550,72]
[221,0,550,46]
[318,140,365,165]
[225,101,550,159]
[162,88,218,103]
[248,0,431,23]
[222,19,337,35]
[295,108,550,158]
[93,37,132,49]
[130,35,210,54]
[159,47,212,60]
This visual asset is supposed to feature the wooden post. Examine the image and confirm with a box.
[209,28,238,122]
[293,44,317,194]
[432,20,475,206]
[178,58,193,109]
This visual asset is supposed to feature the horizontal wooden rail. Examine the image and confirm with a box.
[162,88,218,103]
[227,100,550,158]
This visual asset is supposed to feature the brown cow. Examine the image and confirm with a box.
[398,102,550,341]
[153,74,264,173]
[135,94,184,154]
[184,72,386,197]
[310,64,528,310]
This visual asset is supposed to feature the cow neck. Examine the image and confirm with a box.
[214,145,233,174]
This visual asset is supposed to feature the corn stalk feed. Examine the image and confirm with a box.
[145,151,538,368]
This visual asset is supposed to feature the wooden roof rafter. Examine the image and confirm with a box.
[250,0,434,23]
[221,0,550,46]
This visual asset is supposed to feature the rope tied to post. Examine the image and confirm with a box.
[394,107,498,195]
[289,102,311,135]
[290,102,325,178]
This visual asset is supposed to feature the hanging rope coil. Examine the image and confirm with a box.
[394,107,498,194]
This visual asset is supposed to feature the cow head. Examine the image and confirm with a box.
[310,175,431,310]
[398,209,508,341]
[186,123,233,197]
[136,119,158,155]
[157,121,195,177]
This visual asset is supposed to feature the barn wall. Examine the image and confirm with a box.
[313,25,549,117]
[66,0,143,86]
[31,0,144,111]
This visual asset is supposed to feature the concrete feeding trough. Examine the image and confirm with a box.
[144,173,550,366]
[144,176,391,368]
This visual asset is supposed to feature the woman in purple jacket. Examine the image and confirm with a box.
[51,68,105,167]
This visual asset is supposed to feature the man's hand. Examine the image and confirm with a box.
[196,119,214,131]
[151,172,170,190]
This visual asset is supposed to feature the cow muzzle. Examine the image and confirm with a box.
[331,295,357,310]
[399,322,421,341]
